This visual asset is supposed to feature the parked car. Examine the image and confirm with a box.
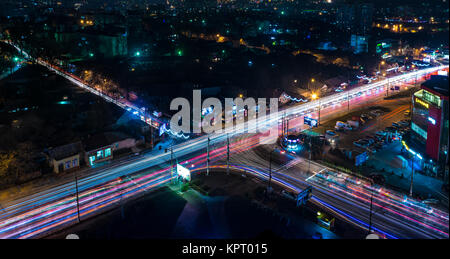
[376,131,387,136]
[354,140,369,148]
[363,138,375,145]
[361,114,374,120]
[367,147,377,153]
[404,110,411,116]
[370,110,383,117]
[326,130,336,136]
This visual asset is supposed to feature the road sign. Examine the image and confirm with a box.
[296,186,312,206]
[176,164,191,181]
[304,116,318,128]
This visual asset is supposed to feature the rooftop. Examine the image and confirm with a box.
[421,75,449,97]
[48,141,83,161]
[84,131,132,151]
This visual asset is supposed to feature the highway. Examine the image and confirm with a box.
[0,39,448,239]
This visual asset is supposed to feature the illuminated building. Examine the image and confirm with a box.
[48,142,83,174]
[84,132,137,167]
[405,75,448,179]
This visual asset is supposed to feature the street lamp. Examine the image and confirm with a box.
[311,93,320,125]
[378,61,385,74]
[409,153,415,197]
[308,78,315,91]
[267,148,277,198]
[368,179,375,234]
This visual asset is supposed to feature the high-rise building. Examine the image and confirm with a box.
[335,1,373,53]
[404,75,449,179]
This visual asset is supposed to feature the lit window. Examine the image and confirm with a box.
[65,161,71,169]
[97,150,103,158]
[73,158,78,167]
[89,156,95,166]
[105,148,111,157]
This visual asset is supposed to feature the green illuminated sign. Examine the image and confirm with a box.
[411,122,427,139]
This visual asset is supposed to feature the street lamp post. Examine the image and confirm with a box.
[75,175,81,223]
[383,74,390,97]
[347,91,350,111]
[318,99,321,126]
[378,61,385,74]
[267,148,276,198]
[409,154,415,197]
[308,78,315,91]
[226,133,230,175]
[169,144,175,183]
[311,93,320,126]
[207,137,210,176]
[308,125,313,173]
[368,183,374,233]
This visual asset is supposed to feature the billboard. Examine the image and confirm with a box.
[304,116,318,127]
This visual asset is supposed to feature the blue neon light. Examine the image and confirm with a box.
[428,117,436,125]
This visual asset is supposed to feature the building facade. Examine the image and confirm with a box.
[405,75,448,179]
[84,132,136,167]
[48,142,83,174]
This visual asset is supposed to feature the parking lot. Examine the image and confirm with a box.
[314,97,411,153]
[309,97,448,207]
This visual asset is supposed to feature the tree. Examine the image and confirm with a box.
[0,152,16,178]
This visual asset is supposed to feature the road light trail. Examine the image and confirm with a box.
[0,39,448,239]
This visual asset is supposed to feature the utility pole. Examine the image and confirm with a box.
[409,155,415,197]
[308,125,312,173]
[368,188,374,233]
[347,91,350,111]
[75,176,81,223]
[266,149,274,198]
[207,137,210,176]
[227,133,230,175]
[170,145,174,183]
[318,99,321,126]
[386,77,390,97]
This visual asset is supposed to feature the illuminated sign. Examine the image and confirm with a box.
[159,123,167,136]
[176,164,191,181]
[304,116,318,127]
[401,141,423,160]
[411,122,427,139]
[428,117,436,125]
[415,98,429,108]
